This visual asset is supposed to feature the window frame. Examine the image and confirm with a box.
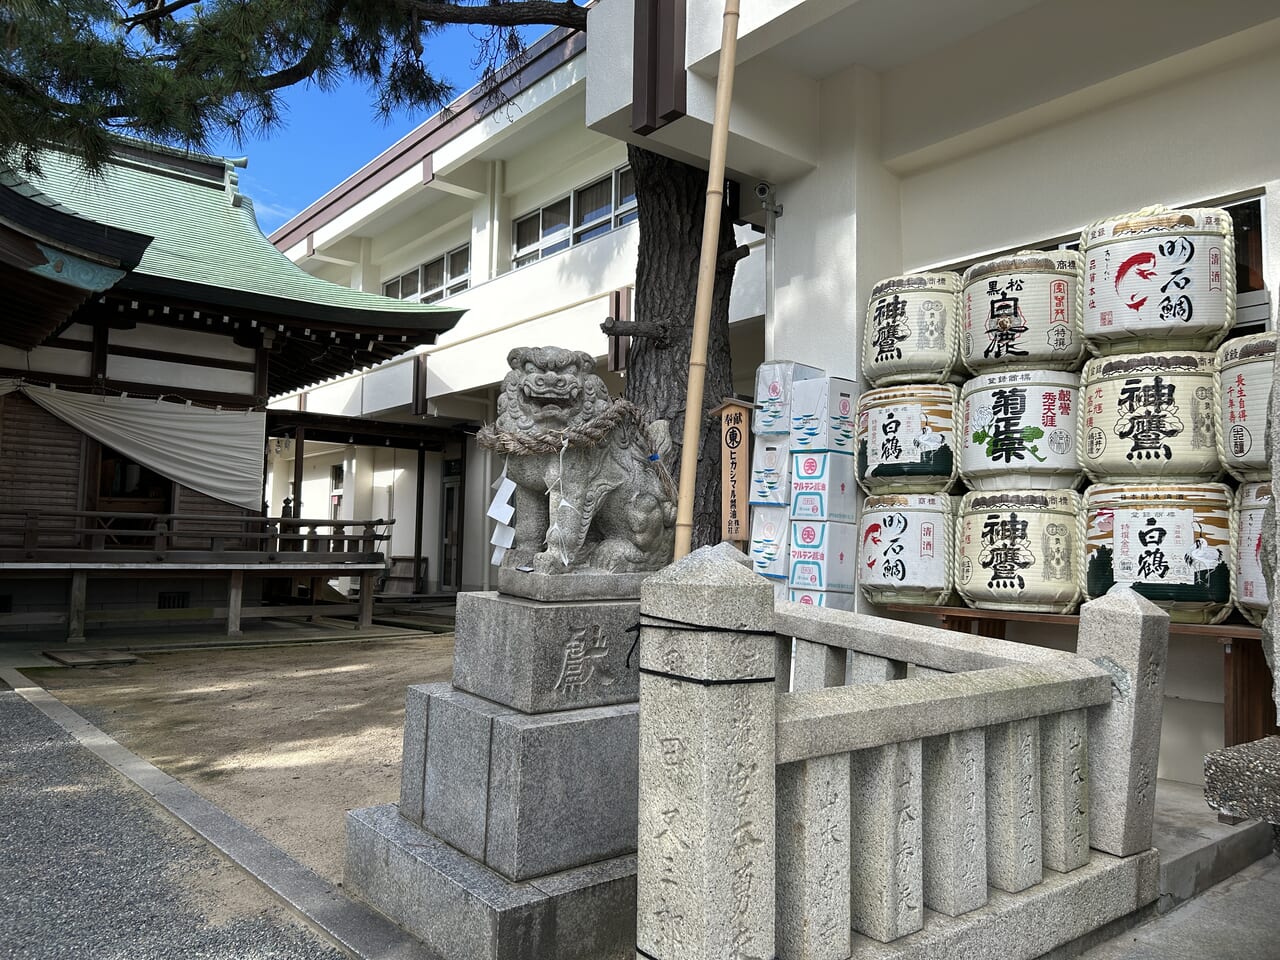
[511,164,637,269]
[384,242,471,303]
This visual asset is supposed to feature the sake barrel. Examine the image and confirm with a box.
[962,250,1085,372]
[955,489,1082,614]
[959,370,1081,490]
[858,493,954,606]
[856,383,958,493]
[1215,332,1276,481]
[1084,483,1232,624]
[861,272,963,386]
[1079,351,1219,482]
[1234,481,1271,626]
[1079,204,1234,354]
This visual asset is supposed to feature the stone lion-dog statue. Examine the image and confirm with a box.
[477,346,677,574]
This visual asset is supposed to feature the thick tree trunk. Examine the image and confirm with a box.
[624,143,739,550]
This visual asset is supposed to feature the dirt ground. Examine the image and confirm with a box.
[27,634,454,885]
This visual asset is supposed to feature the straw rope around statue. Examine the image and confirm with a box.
[477,398,679,504]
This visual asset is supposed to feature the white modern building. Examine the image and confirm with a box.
[279,0,1280,782]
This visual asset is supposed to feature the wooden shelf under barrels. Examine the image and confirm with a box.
[883,604,1279,751]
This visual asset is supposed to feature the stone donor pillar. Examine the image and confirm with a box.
[636,544,776,960]
[1076,586,1169,856]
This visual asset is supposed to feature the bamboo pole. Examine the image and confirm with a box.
[673,0,743,560]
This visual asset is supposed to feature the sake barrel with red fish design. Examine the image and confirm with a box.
[1084,483,1232,624]
[960,370,1081,490]
[1215,332,1276,481]
[1234,481,1271,626]
[856,384,958,493]
[962,250,1085,372]
[861,272,963,387]
[858,493,955,606]
[1079,205,1235,355]
[1078,352,1219,482]
[955,489,1082,614]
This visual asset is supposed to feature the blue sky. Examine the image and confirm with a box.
[210,24,545,235]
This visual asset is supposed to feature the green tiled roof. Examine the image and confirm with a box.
[27,142,462,333]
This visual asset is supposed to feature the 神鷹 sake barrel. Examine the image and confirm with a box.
[861,272,963,387]
[1079,351,1219,482]
[955,489,1082,614]
[959,370,1081,490]
[858,493,954,606]
[856,383,958,493]
[1084,483,1233,624]
[1080,204,1235,355]
[1234,481,1271,626]
[962,250,1085,372]
[1215,332,1276,481]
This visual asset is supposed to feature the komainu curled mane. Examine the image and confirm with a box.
[477,346,676,574]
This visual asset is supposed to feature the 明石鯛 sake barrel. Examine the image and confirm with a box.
[856,383,958,493]
[1084,483,1232,624]
[858,493,954,606]
[959,370,1081,490]
[962,250,1085,372]
[1079,351,1219,482]
[1215,332,1276,481]
[1234,481,1271,626]
[1080,204,1234,355]
[955,489,1082,613]
[861,272,963,386]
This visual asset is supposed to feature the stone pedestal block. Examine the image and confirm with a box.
[986,718,1043,894]
[922,728,987,917]
[497,566,650,602]
[1205,735,1280,825]
[403,684,639,881]
[454,592,640,713]
[1076,587,1168,857]
[850,739,924,943]
[346,803,635,960]
[1040,709,1090,873]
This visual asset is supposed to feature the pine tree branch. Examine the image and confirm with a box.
[600,316,671,343]
[403,0,587,31]
[718,244,749,269]
[122,0,200,34]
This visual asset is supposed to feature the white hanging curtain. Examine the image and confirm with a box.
[5,383,264,510]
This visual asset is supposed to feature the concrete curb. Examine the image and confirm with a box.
[0,666,434,960]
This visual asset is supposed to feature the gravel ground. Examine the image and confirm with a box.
[0,689,345,960]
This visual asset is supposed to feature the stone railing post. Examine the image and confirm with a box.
[1076,586,1170,856]
[637,544,776,960]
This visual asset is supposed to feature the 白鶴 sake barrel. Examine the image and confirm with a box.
[1234,481,1271,626]
[856,383,958,493]
[858,493,954,606]
[962,250,1085,372]
[1079,351,1218,482]
[861,272,963,387]
[1084,483,1232,624]
[1080,204,1234,355]
[1215,332,1275,481]
[960,370,1081,490]
[955,489,1082,613]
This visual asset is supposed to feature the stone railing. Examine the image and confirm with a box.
[635,545,1168,960]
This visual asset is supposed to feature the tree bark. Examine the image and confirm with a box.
[624,143,738,550]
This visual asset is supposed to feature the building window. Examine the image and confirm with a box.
[383,243,471,302]
[513,165,637,268]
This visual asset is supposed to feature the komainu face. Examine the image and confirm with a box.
[495,346,611,434]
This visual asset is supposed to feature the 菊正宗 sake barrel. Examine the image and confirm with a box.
[955,489,1082,613]
[1080,204,1235,355]
[960,370,1081,490]
[858,493,954,606]
[1234,481,1271,626]
[856,383,958,493]
[1084,482,1233,624]
[1079,351,1219,482]
[962,250,1085,372]
[1215,332,1276,481]
[861,272,963,386]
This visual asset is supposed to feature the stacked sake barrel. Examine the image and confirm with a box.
[857,273,962,606]
[1077,205,1240,624]
[954,251,1088,613]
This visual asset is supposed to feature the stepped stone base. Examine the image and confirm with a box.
[498,566,651,602]
[348,804,635,960]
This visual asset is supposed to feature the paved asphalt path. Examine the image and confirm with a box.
[0,686,346,960]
